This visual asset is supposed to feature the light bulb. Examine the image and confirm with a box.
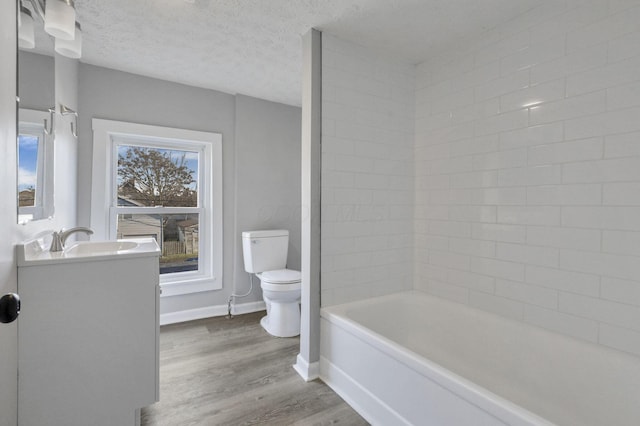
[55,22,82,59]
[18,7,35,49]
[44,0,76,40]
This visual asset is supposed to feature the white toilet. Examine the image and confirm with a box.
[242,230,301,337]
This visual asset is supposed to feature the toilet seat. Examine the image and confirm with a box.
[258,268,299,282]
[259,269,301,283]
[258,269,301,292]
[261,281,301,292]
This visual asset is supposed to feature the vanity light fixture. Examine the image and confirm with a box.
[44,0,76,40]
[18,5,35,49]
[54,21,81,58]
[21,0,83,59]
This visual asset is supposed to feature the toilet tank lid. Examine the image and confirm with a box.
[260,269,301,283]
[242,230,289,239]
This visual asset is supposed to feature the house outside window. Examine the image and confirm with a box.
[91,119,223,296]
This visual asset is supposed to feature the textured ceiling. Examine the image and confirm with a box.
[57,0,544,106]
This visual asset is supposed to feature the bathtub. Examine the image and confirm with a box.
[320,291,640,426]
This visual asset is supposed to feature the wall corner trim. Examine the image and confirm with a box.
[293,353,320,382]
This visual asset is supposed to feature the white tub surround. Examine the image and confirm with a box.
[413,0,640,356]
[320,291,640,426]
[319,0,640,363]
[320,34,415,307]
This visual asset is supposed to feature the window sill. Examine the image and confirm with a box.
[160,275,221,297]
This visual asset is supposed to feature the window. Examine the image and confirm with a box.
[91,119,223,296]
[115,144,200,274]
[18,109,53,224]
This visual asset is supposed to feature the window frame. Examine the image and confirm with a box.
[91,119,223,296]
[18,109,54,224]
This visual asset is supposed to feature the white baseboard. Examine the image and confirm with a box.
[160,300,266,325]
[293,353,320,382]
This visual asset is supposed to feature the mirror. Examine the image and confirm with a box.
[17,0,55,224]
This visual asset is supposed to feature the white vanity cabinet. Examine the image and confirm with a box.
[17,238,160,426]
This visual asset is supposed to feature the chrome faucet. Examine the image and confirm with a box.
[50,227,94,252]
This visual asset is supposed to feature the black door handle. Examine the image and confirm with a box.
[0,293,20,324]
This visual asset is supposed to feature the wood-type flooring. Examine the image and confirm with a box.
[141,311,368,426]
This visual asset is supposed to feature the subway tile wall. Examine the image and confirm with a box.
[415,1,640,356]
[321,34,415,306]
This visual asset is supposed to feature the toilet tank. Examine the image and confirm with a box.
[242,230,289,273]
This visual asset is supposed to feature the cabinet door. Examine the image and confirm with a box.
[18,256,159,426]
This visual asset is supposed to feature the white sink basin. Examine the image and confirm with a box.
[17,237,160,266]
[64,240,139,256]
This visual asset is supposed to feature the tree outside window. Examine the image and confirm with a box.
[116,145,200,274]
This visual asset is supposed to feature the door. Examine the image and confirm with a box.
[0,1,19,425]
[0,287,19,426]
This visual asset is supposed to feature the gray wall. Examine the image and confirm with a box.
[77,64,301,315]
[234,94,302,295]
[18,51,54,111]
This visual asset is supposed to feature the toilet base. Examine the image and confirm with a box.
[260,301,300,337]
